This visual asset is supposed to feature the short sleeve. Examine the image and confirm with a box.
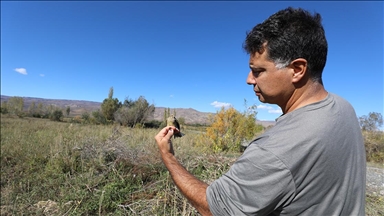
[206,144,296,216]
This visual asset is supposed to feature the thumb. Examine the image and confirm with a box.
[166,127,175,139]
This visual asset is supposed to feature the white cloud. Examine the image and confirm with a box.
[257,104,272,110]
[14,68,27,75]
[257,104,282,114]
[268,109,283,114]
[211,101,232,108]
[39,74,45,77]
[169,94,174,98]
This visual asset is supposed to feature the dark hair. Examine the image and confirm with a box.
[243,7,328,84]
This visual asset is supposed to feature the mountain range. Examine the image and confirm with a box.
[0,95,275,127]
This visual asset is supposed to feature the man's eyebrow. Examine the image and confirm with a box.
[249,65,264,70]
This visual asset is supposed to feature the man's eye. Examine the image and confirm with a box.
[252,70,261,77]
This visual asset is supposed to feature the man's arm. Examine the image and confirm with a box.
[155,127,212,216]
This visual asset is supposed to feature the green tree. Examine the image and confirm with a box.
[177,117,186,129]
[160,107,173,128]
[42,104,55,119]
[108,87,114,99]
[114,96,155,127]
[36,102,44,118]
[359,112,383,131]
[28,102,37,117]
[1,101,8,114]
[167,108,170,118]
[92,110,107,125]
[7,97,24,117]
[66,106,71,117]
[163,108,168,124]
[50,109,63,121]
[101,87,121,121]
[123,97,134,108]
[82,112,90,124]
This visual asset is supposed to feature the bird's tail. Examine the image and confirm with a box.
[174,132,185,138]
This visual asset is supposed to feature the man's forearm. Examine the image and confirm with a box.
[161,152,212,216]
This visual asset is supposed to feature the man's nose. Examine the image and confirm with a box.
[246,71,256,85]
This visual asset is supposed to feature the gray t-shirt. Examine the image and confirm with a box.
[206,93,366,215]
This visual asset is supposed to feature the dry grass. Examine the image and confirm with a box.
[1,115,383,215]
[363,130,384,164]
[0,116,237,215]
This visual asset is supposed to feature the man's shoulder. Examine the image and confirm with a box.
[328,92,352,105]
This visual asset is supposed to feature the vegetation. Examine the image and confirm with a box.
[101,87,122,122]
[114,96,155,127]
[1,87,156,127]
[1,93,383,215]
[1,115,383,215]
[359,112,383,132]
[201,104,263,152]
[359,112,384,164]
[0,115,236,215]
[3,96,24,117]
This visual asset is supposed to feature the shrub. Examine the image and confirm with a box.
[202,106,263,153]
[363,130,384,163]
[50,110,63,121]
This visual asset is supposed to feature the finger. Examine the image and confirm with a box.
[155,126,175,143]
[165,127,175,139]
[155,127,171,140]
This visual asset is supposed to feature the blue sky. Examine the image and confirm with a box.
[1,1,383,121]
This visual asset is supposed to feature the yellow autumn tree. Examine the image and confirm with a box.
[203,103,263,153]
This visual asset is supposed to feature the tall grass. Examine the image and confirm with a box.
[1,115,383,215]
[0,116,237,215]
[363,130,384,164]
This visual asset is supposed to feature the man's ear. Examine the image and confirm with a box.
[290,58,307,83]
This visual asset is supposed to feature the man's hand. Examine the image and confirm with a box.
[154,126,212,216]
[155,126,179,155]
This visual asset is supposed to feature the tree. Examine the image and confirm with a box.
[108,87,114,99]
[66,106,71,117]
[178,117,186,127]
[82,112,90,124]
[101,87,121,121]
[163,108,168,124]
[50,109,63,121]
[36,102,44,118]
[204,101,263,152]
[7,97,24,117]
[359,112,383,131]
[160,107,173,128]
[1,101,8,114]
[114,96,155,127]
[28,102,36,116]
[92,110,107,125]
[123,97,134,108]
[42,104,55,119]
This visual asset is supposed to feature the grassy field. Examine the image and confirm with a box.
[1,115,383,215]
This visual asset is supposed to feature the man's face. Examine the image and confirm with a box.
[246,49,294,108]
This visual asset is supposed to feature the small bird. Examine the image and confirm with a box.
[166,114,185,138]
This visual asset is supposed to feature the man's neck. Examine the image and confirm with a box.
[282,82,328,114]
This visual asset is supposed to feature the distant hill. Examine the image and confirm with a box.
[1,95,102,118]
[0,95,213,125]
[1,95,275,127]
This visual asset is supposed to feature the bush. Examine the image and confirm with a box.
[91,110,108,125]
[114,96,155,127]
[50,110,63,121]
[363,130,384,163]
[143,120,162,128]
[0,116,381,215]
[202,106,263,153]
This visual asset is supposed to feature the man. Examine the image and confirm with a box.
[155,7,366,216]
